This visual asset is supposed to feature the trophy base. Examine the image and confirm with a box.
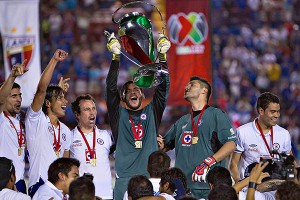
[133,63,168,88]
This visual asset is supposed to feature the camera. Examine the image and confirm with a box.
[260,150,295,181]
[245,150,295,181]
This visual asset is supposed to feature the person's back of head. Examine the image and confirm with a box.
[206,166,232,188]
[128,175,154,200]
[147,150,171,178]
[276,181,300,200]
[178,196,197,200]
[0,157,16,191]
[160,167,187,199]
[208,184,238,200]
[69,176,95,200]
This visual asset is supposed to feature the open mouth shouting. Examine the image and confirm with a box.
[89,116,96,124]
[61,105,67,112]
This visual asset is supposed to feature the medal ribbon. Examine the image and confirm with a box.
[4,112,24,149]
[190,105,207,137]
[128,114,142,140]
[51,121,61,152]
[78,126,96,158]
[256,119,274,157]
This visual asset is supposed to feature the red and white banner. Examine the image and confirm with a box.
[166,0,212,105]
[0,0,41,107]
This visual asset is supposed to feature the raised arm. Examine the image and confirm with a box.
[31,49,68,112]
[0,60,28,113]
[152,33,171,132]
[105,32,121,143]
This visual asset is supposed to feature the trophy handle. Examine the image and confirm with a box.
[112,1,166,34]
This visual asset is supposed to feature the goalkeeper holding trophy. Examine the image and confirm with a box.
[106,31,171,200]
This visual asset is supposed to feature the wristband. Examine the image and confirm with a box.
[112,54,120,61]
[248,182,257,189]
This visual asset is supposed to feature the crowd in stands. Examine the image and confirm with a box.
[0,0,299,152]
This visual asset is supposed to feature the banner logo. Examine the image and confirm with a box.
[5,36,34,69]
[168,12,208,55]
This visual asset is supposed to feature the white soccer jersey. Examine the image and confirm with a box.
[32,180,64,200]
[25,107,71,188]
[235,119,291,179]
[70,126,113,199]
[0,112,26,182]
[239,188,276,200]
[0,188,31,200]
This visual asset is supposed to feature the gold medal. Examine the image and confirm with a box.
[55,151,60,158]
[192,136,198,144]
[90,158,97,167]
[18,147,22,156]
[135,140,142,149]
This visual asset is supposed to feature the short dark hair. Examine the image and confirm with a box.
[71,94,96,115]
[206,166,232,187]
[0,157,15,190]
[42,85,64,115]
[190,76,211,103]
[160,167,187,194]
[178,196,197,200]
[48,158,80,185]
[127,175,153,200]
[256,92,280,113]
[208,184,238,200]
[69,176,95,200]
[147,150,171,178]
[276,181,300,200]
[0,82,21,90]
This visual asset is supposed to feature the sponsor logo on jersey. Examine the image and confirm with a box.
[72,140,82,147]
[182,132,192,146]
[248,144,259,152]
[249,144,257,148]
[97,138,104,145]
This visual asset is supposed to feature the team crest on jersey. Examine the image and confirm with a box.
[140,114,147,120]
[48,126,54,135]
[62,133,66,141]
[182,132,193,146]
[273,143,280,151]
[97,138,104,145]
[5,36,34,70]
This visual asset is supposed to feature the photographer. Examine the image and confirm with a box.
[229,92,293,183]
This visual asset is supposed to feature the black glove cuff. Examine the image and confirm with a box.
[112,54,120,61]
[158,53,167,62]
